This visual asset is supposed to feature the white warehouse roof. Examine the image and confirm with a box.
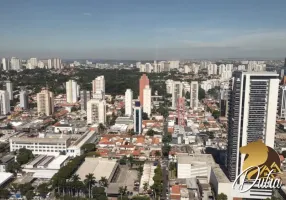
[0,172,13,186]
[47,155,69,170]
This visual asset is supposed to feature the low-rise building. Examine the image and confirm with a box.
[0,155,15,172]
[9,130,97,157]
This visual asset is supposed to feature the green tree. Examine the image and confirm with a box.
[209,132,215,139]
[217,193,228,200]
[185,91,190,99]
[70,174,81,196]
[128,156,134,169]
[98,123,106,134]
[199,86,206,100]
[155,151,161,157]
[92,186,107,200]
[6,161,21,174]
[132,196,150,200]
[25,190,35,200]
[146,129,155,136]
[212,110,220,119]
[0,188,10,199]
[17,148,34,165]
[162,134,172,144]
[157,105,169,119]
[151,164,163,198]
[99,176,109,187]
[37,183,50,197]
[19,183,33,195]
[119,186,127,200]
[142,112,149,120]
[162,144,171,157]
[81,143,96,153]
[84,173,96,199]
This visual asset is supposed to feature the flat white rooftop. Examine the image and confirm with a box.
[33,170,58,179]
[76,157,118,181]
[0,172,13,186]
[47,155,69,169]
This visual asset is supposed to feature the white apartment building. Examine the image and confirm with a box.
[47,59,52,69]
[207,64,217,75]
[66,80,79,103]
[184,65,190,74]
[92,76,105,98]
[38,61,45,68]
[165,79,174,94]
[143,85,151,117]
[125,89,133,116]
[200,79,220,91]
[19,90,29,110]
[0,90,10,115]
[169,60,180,69]
[10,57,21,70]
[190,81,199,110]
[53,58,61,69]
[227,72,279,188]
[237,65,246,71]
[136,62,141,69]
[1,58,9,71]
[247,61,266,72]
[28,58,38,68]
[5,81,13,100]
[190,63,199,74]
[279,85,286,119]
[172,81,183,109]
[87,99,106,125]
[37,89,54,116]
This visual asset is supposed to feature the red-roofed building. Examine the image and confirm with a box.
[170,185,181,200]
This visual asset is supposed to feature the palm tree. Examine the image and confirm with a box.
[84,173,96,198]
[71,174,80,196]
[119,186,124,200]
[99,176,108,187]
[128,156,134,169]
[118,186,127,200]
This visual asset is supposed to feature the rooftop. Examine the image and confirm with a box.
[0,172,13,186]
[177,154,216,165]
[76,157,118,181]
[212,165,230,183]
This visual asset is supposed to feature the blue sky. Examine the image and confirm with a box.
[0,0,286,59]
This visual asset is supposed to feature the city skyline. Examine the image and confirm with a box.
[1,0,286,59]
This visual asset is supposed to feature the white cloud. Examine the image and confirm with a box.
[83,12,92,16]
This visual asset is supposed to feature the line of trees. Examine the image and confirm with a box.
[151,164,163,199]
[53,172,108,199]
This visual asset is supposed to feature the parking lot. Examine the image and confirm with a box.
[115,165,139,194]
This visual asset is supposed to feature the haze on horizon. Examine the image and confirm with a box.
[0,0,286,60]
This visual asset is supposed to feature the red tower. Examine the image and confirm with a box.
[177,97,186,126]
[139,74,149,105]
